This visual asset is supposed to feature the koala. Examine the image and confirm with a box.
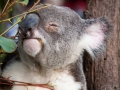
[2,4,112,90]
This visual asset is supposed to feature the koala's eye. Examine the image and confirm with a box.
[45,22,59,32]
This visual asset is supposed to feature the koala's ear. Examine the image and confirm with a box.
[79,17,112,57]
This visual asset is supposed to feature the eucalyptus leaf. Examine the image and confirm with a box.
[0,36,17,53]
[22,0,29,5]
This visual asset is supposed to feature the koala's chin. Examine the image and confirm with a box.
[23,39,42,57]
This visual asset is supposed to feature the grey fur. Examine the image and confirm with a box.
[3,5,112,90]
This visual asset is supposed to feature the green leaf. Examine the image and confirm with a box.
[0,36,17,53]
[22,0,29,5]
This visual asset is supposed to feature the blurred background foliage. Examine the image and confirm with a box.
[0,0,7,34]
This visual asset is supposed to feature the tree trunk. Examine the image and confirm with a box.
[83,0,120,90]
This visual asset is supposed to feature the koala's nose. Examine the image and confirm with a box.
[19,13,39,38]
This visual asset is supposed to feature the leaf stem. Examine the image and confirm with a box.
[0,0,10,18]
[0,4,52,36]
[0,1,30,19]
[0,0,52,37]
[30,0,40,10]
[0,77,54,90]
[0,4,52,23]
[0,19,21,36]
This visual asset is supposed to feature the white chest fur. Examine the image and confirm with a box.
[2,61,82,90]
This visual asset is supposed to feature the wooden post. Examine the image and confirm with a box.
[84,0,120,90]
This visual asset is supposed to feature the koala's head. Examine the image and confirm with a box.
[18,5,112,69]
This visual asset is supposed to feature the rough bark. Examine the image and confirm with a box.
[84,0,120,90]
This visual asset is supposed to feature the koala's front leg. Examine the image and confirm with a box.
[69,60,87,90]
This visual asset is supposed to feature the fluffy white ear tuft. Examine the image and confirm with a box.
[79,17,112,57]
[82,23,105,50]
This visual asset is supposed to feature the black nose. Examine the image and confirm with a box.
[19,13,39,38]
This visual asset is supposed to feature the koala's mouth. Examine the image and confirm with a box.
[19,27,44,57]
[22,38,43,57]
